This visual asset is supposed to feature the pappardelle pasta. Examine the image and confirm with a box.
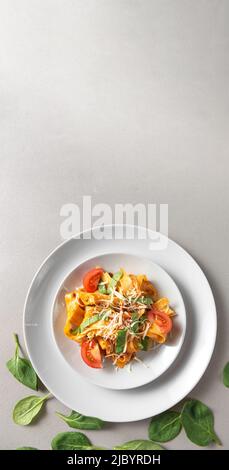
[64,267,175,369]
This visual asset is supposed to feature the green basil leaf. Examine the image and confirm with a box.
[107,271,122,294]
[112,270,123,282]
[56,410,105,430]
[181,399,221,446]
[13,393,51,426]
[130,312,139,333]
[51,432,105,450]
[6,334,38,391]
[223,362,229,387]
[148,411,182,442]
[16,447,38,450]
[137,296,153,305]
[101,310,111,320]
[130,314,146,334]
[115,329,127,354]
[79,314,101,332]
[98,283,107,294]
[141,337,151,351]
[79,310,110,333]
[114,440,164,450]
[70,327,79,335]
[107,279,116,294]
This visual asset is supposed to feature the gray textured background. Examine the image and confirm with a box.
[0,0,229,450]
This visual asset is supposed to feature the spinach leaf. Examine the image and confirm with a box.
[13,393,51,426]
[223,362,229,387]
[16,447,38,450]
[51,432,105,450]
[52,432,90,450]
[115,329,127,354]
[114,440,164,450]
[137,296,153,306]
[181,399,221,446]
[56,410,105,430]
[149,411,182,442]
[6,334,38,391]
[98,283,107,294]
[107,270,122,294]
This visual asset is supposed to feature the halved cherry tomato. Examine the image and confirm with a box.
[83,268,104,293]
[147,308,172,334]
[81,339,102,368]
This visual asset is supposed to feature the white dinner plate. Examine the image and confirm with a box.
[52,253,186,390]
[23,225,217,422]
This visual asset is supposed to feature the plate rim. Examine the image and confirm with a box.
[23,224,217,422]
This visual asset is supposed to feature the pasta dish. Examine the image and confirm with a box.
[64,267,175,369]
